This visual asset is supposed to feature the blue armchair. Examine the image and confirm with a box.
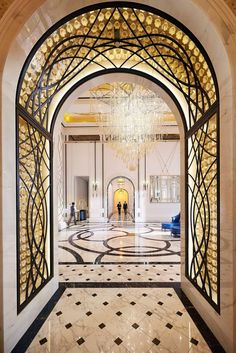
[161,213,180,237]
[171,224,181,237]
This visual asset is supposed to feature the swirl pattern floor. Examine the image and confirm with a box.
[13,223,225,352]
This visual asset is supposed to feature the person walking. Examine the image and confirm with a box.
[123,201,128,218]
[67,202,77,226]
[117,201,121,219]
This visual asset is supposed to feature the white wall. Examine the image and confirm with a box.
[65,140,180,223]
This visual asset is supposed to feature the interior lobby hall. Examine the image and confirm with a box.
[1,1,236,353]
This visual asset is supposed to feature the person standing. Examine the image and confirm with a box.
[123,201,128,218]
[67,202,77,226]
[117,201,121,217]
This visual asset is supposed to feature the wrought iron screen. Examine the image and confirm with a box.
[16,2,219,312]
[18,5,217,132]
[17,115,53,311]
[187,113,219,308]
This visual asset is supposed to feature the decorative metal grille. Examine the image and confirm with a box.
[16,3,219,312]
[187,114,218,308]
[19,5,216,132]
[57,133,64,224]
[17,116,52,310]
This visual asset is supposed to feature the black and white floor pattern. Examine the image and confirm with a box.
[59,223,180,265]
[58,264,181,283]
[25,287,218,353]
[58,222,180,283]
[14,223,225,352]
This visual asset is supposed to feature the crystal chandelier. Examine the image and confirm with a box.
[91,82,171,170]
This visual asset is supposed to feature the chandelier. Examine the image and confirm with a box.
[91,82,171,170]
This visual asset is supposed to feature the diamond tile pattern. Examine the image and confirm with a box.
[176,310,183,316]
[26,288,212,353]
[58,263,181,283]
[77,337,85,345]
[25,223,213,353]
[114,337,123,345]
[152,338,161,345]
[146,311,153,316]
[190,337,199,345]
[39,338,47,345]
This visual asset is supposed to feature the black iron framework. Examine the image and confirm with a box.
[187,113,219,310]
[18,3,217,134]
[16,2,219,312]
[16,114,53,312]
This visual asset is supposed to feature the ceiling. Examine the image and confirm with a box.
[62,82,179,139]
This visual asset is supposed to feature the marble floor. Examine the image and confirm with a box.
[109,212,134,222]
[13,223,224,352]
[26,287,212,353]
[58,221,180,283]
[58,222,180,265]
[58,263,181,283]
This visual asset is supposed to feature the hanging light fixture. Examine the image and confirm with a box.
[117,177,125,188]
[91,82,171,170]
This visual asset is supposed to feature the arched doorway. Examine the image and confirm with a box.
[107,176,135,221]
[1,1,236,350]
[15,3,219,315]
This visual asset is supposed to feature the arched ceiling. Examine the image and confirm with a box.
[1,0,236,20]
[17,3,218,133]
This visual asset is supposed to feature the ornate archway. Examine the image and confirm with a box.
[16,2,219,313]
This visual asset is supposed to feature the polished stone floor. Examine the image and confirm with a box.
[58,222,180,264]
[27,288,211,353]
[17,223,222,352]
[25,288,214,353]
[58,263,181,283]
[25,288,211,353]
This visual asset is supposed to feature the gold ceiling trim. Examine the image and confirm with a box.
[64,113,98,123]
[64,112,176,123]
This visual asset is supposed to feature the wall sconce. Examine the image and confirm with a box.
[143,180,148,190]
[92,181,98,192]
